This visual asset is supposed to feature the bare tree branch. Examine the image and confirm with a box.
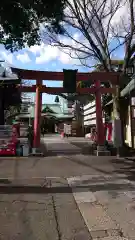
[42,0,135,124]
[123,0,135,72]
[43,0,133,72]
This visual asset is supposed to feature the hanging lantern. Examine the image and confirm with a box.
[55,95,59,103]
[2,70,6,78]
[63,69,78,93]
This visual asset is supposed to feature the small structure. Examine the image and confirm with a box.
[18,103,74,133]
[0,61,21,125]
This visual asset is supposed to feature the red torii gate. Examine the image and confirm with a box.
[12,68,120,152]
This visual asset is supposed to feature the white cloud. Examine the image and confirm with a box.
[29,30,83,65]
[29,43,44,55]
[0,51,13,64]
[34,43,80,65]
[59,52,71,64]
[16,52,31,63]
[35,45,59,64]
[0,39,81,67]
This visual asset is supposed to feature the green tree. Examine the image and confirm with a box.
[0,0,65,51]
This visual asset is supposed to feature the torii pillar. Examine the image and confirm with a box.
[33,79,42,153]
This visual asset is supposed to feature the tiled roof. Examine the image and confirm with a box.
[43,104,62,114]
[29,103,63,114]
[19,112,73,119]
[18,103,73,119]
[0,62,18,80]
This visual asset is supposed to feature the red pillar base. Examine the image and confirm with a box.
[96,145,110,156]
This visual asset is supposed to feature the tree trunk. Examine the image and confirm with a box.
[112,85,120,120]
[74,101,83,136]
[112,85,126,156]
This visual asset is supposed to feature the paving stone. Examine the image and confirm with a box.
[24,206,58,240]
[53,193,91,240]
[94,237,129,240]
[26,201,52,210]
[0,194,21,202]
[67,175,108,187]
[18,194,52,204]
[0,198,58,240]
[0,191,92,240]
[67,175,132,193]
[68,174,135,239]
[53,193,75,206]
[107,229,125,237]
[77,202,117,232]
[90,229,108,238]
[0,161,14,179]
[73,230,92,240]
[104,201,135,239]
[124,190,135,200]
[11,177,50,186]
[73,191,97,204]
[94,190,132,205]
[50,177,69,187]
[1,146,135,240]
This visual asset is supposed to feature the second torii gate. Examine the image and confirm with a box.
[12,68,120,153]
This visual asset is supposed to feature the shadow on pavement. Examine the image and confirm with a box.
[110,157,135,182]
[41,151,82,156]
[69,141,96,155]
[65,156,112,175]
[40,140,82,156]
[40,141,48,156]
[0,181,134,194]
[65,156,135,183]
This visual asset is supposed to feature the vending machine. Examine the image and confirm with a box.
[0,124,20,156]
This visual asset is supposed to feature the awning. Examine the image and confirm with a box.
[121,78,135,97]
[105,99,113,106]
[105,77,135,106]
[42,114,57,119]
[17,112,74,119]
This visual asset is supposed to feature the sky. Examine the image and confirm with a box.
[0,0,131,105]
[0,0,127,105]
[0,0,129,104]
[0,42,93,104]
[0,39,125,105]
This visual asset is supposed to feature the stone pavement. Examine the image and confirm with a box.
[41,135,82,156]
[0,154,135,239]
[41,134,94,156]
[68,174,135,239]
[0,177,90,240]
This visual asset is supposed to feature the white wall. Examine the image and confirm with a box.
[125,105,132,147]
[83,100,105,127]
[83,100,96,126]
